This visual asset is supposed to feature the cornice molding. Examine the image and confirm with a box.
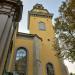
[29,11,53,18]
[0,0,23,22]
[17,32,42,41]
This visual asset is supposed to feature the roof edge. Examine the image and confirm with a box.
[17,32,42,41]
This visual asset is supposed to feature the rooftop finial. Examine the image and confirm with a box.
[33,4,44,9]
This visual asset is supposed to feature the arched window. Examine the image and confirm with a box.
[15,47,27,75]
[38,22,46,30]
[16,48,27,61]
[46,63,54,75]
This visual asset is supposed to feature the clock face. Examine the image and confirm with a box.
[38,22,46,30]
[16,48,27,60]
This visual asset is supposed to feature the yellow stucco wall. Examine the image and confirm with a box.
[28,15,63,75]
[15,37,34,75]
[9,16,64,75]
[9,4,67,75]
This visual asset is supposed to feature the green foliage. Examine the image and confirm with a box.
[55,1,75,62]
[70,73,75,75]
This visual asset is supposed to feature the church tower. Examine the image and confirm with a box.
[28,4,56,53]
[28,4,54,37]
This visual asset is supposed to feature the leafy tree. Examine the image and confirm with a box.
[70,73,75,75]
[55,1,75,62]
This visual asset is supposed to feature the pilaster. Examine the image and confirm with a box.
[0,0,23,74]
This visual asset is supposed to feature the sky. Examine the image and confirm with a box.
[19,0,75,73]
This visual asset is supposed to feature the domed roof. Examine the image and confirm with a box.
[33,4,44,9]
[29,4,53,18]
